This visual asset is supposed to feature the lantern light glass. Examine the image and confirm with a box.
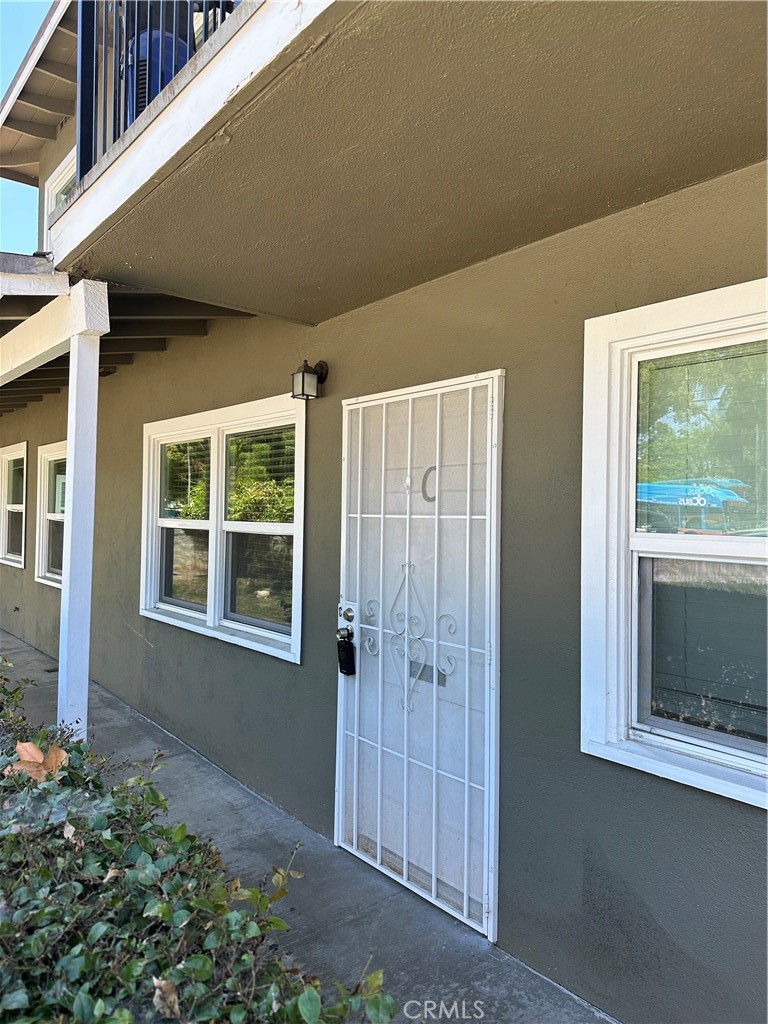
[291,360,328,400]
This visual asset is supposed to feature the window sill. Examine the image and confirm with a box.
[140,606,299,663]
[0,557,24,569]
[583,735,767,808]
[35,574,62,589]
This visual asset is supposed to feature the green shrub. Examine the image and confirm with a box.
[0,657,36,750]
[0,663,396,1024]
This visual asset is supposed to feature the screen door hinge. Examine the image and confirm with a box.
[489,395,494,421]
[486,641,492,666]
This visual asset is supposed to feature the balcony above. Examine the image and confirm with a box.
[4,1,767,325]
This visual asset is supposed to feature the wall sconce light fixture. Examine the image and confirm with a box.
[291,360,328,400]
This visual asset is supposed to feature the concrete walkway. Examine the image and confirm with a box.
[1,630,618,1024]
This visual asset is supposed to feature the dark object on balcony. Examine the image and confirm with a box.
[125,2,198,125]
[77,1,237,181]
[126,27,191,125]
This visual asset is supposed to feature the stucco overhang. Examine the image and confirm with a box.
[45,1,768,324]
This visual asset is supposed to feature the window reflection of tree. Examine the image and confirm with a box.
[637,340,767,535]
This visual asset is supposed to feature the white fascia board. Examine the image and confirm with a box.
[0,1,70,126]
[50,0,338,265]
[0,280,109,385]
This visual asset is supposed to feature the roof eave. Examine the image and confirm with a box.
[0,1,70,124]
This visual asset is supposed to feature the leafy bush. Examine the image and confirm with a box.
[0,659,37,750]
[225,477,294,526]
[0,662,395,1024]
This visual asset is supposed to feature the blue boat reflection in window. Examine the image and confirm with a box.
[636,479,749,534]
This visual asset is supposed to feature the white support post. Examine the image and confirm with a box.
[57,333,100,736]
[54,280,109,737]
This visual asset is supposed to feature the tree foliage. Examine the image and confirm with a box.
[161,431,295,524]
[636,340,767,531]
[225,430,294,524]
[163,441,210,521]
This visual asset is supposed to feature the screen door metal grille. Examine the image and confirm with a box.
[335,372,503,937]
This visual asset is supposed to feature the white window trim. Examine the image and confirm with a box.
[140,395,306,662]
[44,148,76,249]
[581,278,768,809]
[35,439,67,588]
[0,440,27,568]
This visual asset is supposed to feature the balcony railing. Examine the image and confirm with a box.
[76,0,235,181]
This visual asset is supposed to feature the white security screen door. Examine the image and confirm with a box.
[335,371,503,938]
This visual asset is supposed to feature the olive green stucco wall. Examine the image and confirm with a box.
[1,163,766,1024]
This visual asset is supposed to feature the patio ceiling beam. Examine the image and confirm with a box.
[0,394,42,405]
[16,92,76,118]
[1,169,37,187]
[37,59,78,85]
[4,118,58,141]
[47,353,135,367]
[0,149,43,169]
[1,295,249,321]
[106,296,251,319]
[55,17,78,39]
[0,398,55,406]
[103,318,208,337]
[2,319,205,338]
[14,362,122,381]
[3,342,164,362]
[100,338,167,353]
[6,367,70,380]
[9,365,131,386]
[0,296,50,317]
[0,387,61,397]
[10,374,70,385]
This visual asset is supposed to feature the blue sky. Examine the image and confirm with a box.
[0,0,51,254]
